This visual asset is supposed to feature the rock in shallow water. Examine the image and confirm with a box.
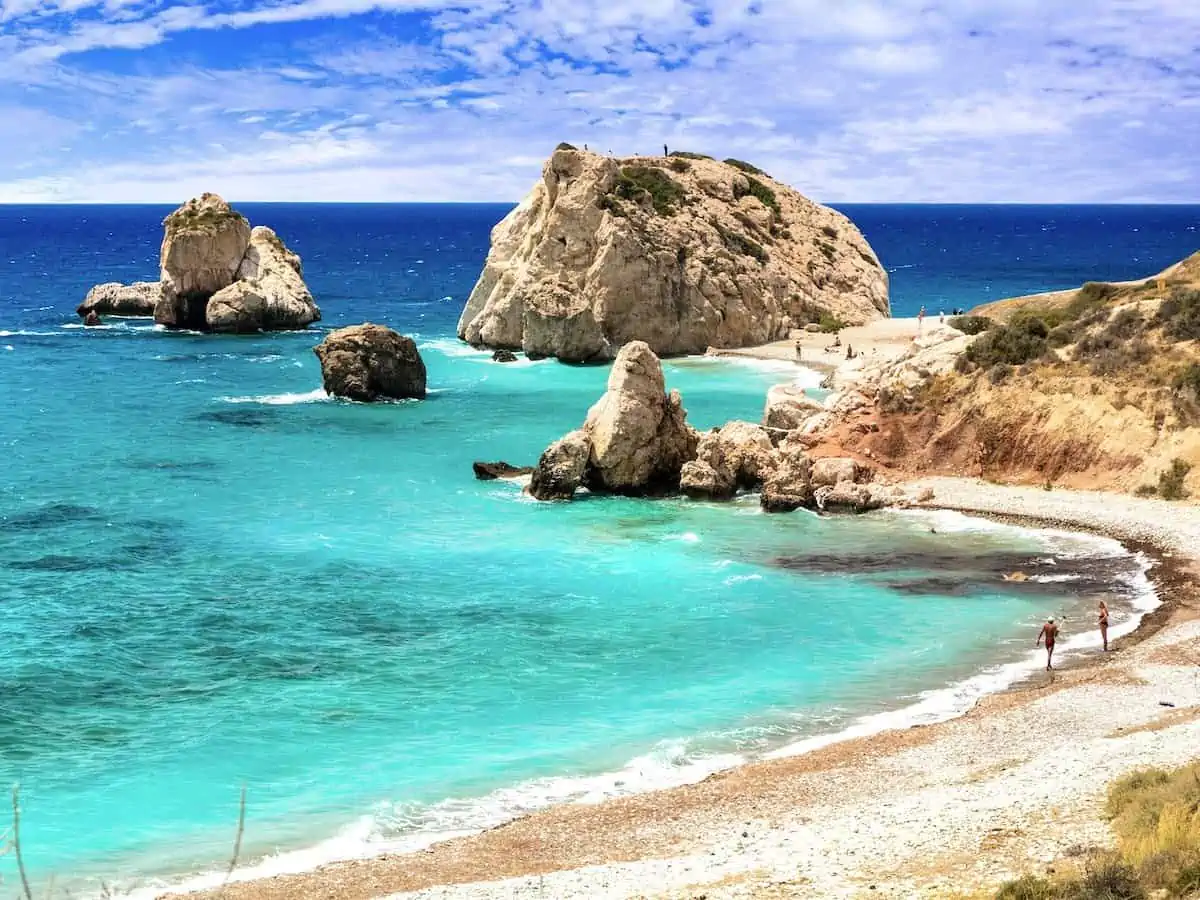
[530,430,592,500]
[491,349,518,363]
[473,461,533,480]
[314,324,427,402]
[77,282,160,318]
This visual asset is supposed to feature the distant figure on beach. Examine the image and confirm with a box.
[917,306,926,336]
[845,344,854,360]
[1036,617,1059,670]
[794,340,803,360]
[84,310,100,327]
[1098,600,1109,651]
[663,143,669,156]
[938,309,945,324]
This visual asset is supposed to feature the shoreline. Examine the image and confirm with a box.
[161,480,1200,900]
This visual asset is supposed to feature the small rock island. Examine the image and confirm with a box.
[458,146,889,362]
[80,193,320,333]
[314,324,427,402]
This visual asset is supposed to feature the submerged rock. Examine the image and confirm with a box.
[458,147,889,362]
[313,324,426,402]
[492,349,518,363]
[77,282,160,318]
[473,461,533,480]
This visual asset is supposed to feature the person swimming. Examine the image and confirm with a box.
[1036,617,1059,670]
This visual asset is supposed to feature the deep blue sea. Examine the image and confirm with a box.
[0,204,1194,896]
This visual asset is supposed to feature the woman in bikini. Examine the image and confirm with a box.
[1098,600,1109,652]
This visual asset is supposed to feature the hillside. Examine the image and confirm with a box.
[808,251,1200,498]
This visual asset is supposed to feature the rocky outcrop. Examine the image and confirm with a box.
[529,342,699,500]
[156,194,252,329]
[760,446,814,512]
[681,421,777,500]
[492,349,518,363]
[77,282,160,318]
[473,461,533,480]
[313,324,426,402]
[530,430,592,500]
[78,193,320,333]
[763,383,825,432]
[583,342,698,493]
[458,147,889,362]
[206,227,319,333]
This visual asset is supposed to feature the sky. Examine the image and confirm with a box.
[0,0,1197,203]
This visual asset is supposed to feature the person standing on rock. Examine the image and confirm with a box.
[1036,617,1059,670]
[1098,600,1109,652]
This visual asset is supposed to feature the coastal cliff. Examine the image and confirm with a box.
[799,251,1200,499]
[458,147,888,362]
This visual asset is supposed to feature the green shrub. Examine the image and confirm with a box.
[1070,858,1145,900]
[555,141,578,151]
[815,239,837,262]
[949,315,993,335]
[1134,484,1159,497]
[733,175,779,213]
[818,313,847,333]
[1174,363,1200,396]
[667,158,691,173]
[724,158,765,176]
[1155,287,1200,341]
[614,166,687,215]
[597,194,627,217]
[964,316,1050,369]
[668,150,713,160]
[821,224,838,239]
[1157,458,1192,500]
[994,874,1060,900]
[857,248,879,268]
[716,225,767,263]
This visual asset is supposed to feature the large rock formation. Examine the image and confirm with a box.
[81,193,320,333]
[458,147,889,362]
[206,227,319,333]
[529,342,699,500]
[156,194,253,329]
[77,282,160,318]
[313,324,426,401]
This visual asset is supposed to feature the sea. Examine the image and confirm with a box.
[1,203,1196,896]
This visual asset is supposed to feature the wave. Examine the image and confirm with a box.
[221,389,329,405]
[417,338,490,359]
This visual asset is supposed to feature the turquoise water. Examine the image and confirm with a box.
[0,204,1179,895]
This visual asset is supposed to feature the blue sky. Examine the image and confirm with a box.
[0,0,1197,202]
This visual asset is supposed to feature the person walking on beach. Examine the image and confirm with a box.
[1098,600,1109,652]
[1036,617,1059,670]
[917,305,926,337]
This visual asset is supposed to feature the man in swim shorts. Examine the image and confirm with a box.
[1036,617,1059,670]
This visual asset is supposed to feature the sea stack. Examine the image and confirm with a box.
[314,324,427,402]
[80,193,321,332]
[457,146,889,363]
[529,341,699,499]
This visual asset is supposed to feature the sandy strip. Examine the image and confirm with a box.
[171,481,1200,900]
[705,317,929,373]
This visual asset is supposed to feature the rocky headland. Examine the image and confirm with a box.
[314,323,426,401]
[458,146,889,363]
[81,193,320,333]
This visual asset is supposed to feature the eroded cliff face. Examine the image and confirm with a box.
[458,148,889,362]
[800,252,1200,499]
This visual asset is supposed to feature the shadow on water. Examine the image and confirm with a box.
[0,502,104,530]
[772,548,1140,599]
[195,407,281,428]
